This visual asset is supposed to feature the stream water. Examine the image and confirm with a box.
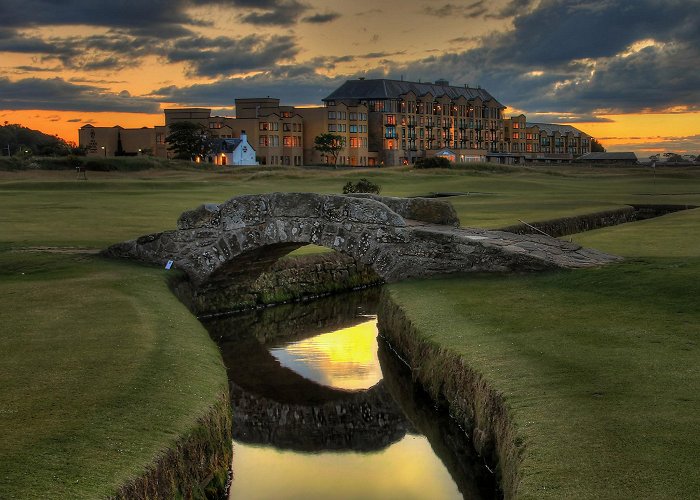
[204,288,499,499]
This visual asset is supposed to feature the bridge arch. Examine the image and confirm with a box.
[104,192,620,289]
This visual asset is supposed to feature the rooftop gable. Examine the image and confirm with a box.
[324,78,503,107]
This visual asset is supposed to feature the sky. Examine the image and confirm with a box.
[1,0,698,157]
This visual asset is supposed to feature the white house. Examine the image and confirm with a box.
[214,131,257,166]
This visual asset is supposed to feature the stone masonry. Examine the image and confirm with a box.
[103,192,621,288]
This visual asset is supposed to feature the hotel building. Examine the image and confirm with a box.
[79,78,592,166]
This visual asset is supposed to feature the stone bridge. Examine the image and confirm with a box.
[103,192,620,287]
[208,295,412,453]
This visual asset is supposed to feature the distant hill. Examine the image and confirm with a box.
[0,123,77,156]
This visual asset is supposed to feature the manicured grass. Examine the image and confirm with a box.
[1,161,698,498]
[386,208,700,498]
[0,251,227,499]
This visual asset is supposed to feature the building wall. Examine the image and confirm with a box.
[331,90,506,165]
[79,125,156,157]
[79,83,594,166]
[298,103,369,166]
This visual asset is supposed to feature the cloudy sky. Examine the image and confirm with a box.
[1,0,698,156]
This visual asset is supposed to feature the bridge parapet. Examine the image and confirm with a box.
[103,192,621,288]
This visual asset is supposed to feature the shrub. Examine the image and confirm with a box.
[414,156,451,169]
[342,178,382,194]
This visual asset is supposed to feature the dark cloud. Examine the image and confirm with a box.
[13,65,63,73]
[0,77,160,113]
[166,34,299,77]
[149,70,344,107]
[602,135,700,155]
[360,51,406,59]
[0,28,69,55]
[0,1,213,32]
[66,118,82,122]
[240,0,310,26]
[524,113,616,124]
[390,0,700,115]
[485,0,537,19]
[423,1,487,18]
[302,12,341,23]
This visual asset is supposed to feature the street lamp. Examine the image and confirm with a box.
[101,146,106,157]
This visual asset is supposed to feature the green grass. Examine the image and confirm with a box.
[0,251,227,499]
[386,207,700,499]
[1,160,699,498]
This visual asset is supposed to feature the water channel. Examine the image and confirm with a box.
[203,288,500,499]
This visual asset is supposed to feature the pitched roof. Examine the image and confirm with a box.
[527,122,589,137]
[217,138,242,153]
[324,79,503,107]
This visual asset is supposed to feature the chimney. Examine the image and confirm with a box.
[241,130,247,143]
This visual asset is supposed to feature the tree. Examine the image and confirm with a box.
[314,133,343,166]
[342,178,381,194]
[165,121,213,161]
[414,156,451,169]
[590,138,606,153]
[0,123,72,156]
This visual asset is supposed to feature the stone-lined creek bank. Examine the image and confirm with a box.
[202,289,501,499]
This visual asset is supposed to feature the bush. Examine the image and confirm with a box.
[414,156,451,169]
[342,178,382,194]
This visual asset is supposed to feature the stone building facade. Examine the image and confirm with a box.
[79,78,593,166]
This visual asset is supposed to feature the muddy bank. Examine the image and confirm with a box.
[173,252,382,317]
[499,204,696,238]
[111,391,232,499]
[378,288,519,499]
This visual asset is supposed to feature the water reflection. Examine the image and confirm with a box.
[204,289,499,499]
[269,320,383,390]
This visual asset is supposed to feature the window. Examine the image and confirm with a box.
[368,100,384,112]
[283,136,293,147]
[156,133,164,144]
[281,111,292,118]
[328,111,336,119]
[512,122,520,129]
[386,114,396,125]
[259,122,269,131]
[349,112,358,120]
[350,125,358,133]
[259,136,268,147]
[209,122,222,129]
[513,132,520,139]
[350,137,360,148]
[328,124,337,132]
[283,123,292,131]
[339,112,347,120]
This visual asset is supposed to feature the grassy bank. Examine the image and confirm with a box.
[384,207,700,498]
[0,253,229,497]
[1,160,698,497]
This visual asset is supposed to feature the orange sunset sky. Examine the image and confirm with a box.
[1,0,698,157]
